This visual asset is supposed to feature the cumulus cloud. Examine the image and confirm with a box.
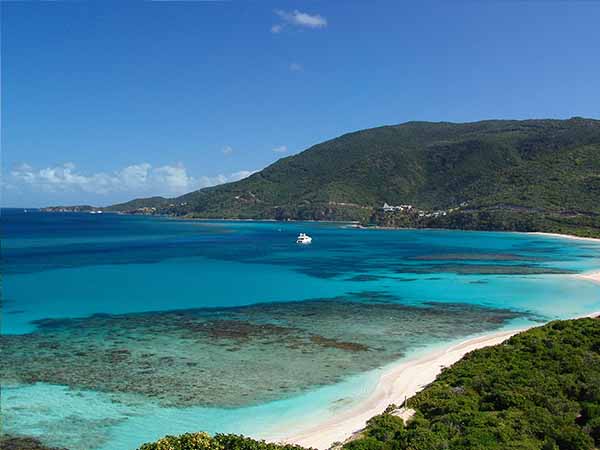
[11,162,121,194]
[271,10,327,33]
[9,162,255,198]
[152,164,194,192]
[221,146,234,155]
[197,170,255,189]
[230,170,255,180]
[197,173,228,188]
[272,145,288,154]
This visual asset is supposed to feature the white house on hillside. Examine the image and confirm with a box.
[382,203,413,212]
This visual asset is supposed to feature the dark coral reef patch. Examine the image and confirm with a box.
[0,436,67,450]
[1,295,535,408]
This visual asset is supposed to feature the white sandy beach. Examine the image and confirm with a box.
[270,329,522,449]
[535,233,600,286]
[529,232,600,243]
[271,299,600,450]
[575,270,600,285]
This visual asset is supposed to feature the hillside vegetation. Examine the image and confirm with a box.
[105,118,600,237]
[137,433,311,450]
[136,318,600,450]
[344,318,600,450]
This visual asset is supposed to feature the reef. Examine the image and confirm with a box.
[1,295,538,408]
[0,435,67,450]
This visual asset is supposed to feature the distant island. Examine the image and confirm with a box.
[43,118,600,238]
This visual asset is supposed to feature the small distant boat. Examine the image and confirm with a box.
[296,233,312,244]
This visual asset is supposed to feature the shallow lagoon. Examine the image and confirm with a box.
[2,210,599,449]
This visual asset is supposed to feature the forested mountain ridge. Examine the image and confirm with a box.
[83,118,600,236]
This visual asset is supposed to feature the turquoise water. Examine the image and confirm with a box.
[1,210,599,449]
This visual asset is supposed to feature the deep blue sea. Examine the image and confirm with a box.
[2,209,599,449]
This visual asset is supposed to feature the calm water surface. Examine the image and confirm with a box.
[2,210,599,449]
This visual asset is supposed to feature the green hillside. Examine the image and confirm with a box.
[107,118,600,237]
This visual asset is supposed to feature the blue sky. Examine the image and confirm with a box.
[2,1,599,207]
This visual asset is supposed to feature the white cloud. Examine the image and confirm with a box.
[197,170,254,188]
[152,164,195,192]
[198,174,228,188]
[230,170,255,181]
[9,162,255,198]
[276,10,327,28]
[271,9,327,33]
[272,145,288,154]
[221,146,234,155]
[118,163,151,188]
[289,62,303,72]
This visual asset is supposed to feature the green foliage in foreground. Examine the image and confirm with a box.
[345,318,600,450]
[137,432,313,450]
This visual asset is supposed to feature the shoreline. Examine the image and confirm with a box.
[32,210,600,242]
[358,226,600,242]
[574,270,600,285]
[268,329,523,449]
[527,231,600,243]
[166,217,600,242]
[270,309,600,449]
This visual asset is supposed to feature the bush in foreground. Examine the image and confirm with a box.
[138,432,313,450]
